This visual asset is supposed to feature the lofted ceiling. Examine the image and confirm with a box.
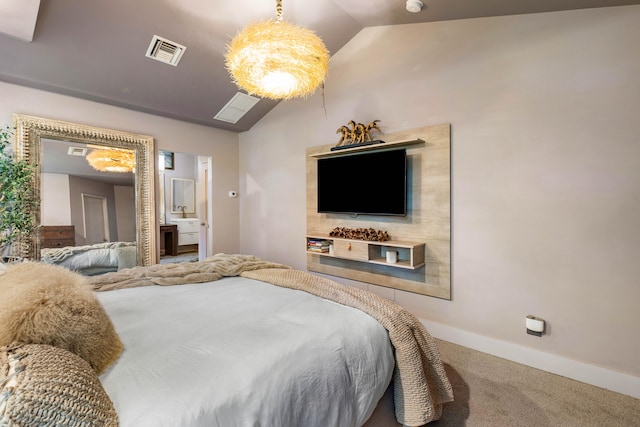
[1,0,639,133]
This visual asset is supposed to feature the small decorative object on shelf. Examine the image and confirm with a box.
[307,238,331,253]
[329,227,390,242]
[332,120,383,151]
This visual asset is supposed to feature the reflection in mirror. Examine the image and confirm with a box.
[159,171,166,224]
[170,178,195,216]
[12,114,157,270]
[39,140,137,275]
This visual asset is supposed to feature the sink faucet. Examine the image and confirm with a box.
[177,205,187,218]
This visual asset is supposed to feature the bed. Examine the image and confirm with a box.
[0,254,453,426]
[40,241,137,275]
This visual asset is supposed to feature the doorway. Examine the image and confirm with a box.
[158,151,213,263]
[82,193,109,244]
[197,155,213,261]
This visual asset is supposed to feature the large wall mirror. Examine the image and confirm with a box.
[13,114,157,269]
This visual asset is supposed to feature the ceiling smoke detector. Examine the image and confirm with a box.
[406,0,424,13]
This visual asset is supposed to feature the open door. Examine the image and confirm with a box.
[197,156,213,261]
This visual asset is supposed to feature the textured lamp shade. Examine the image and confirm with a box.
[86,148,135,173]
[225,15,329,100]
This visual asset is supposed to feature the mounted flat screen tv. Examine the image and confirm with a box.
[317,149,407,216]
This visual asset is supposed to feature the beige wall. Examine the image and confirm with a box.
[0,80,241,254]
[239,5,640,393]
[41,172,71,225]
[114,185,135,242]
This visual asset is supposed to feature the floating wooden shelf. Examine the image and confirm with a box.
[308,138,425,158]
[306,235,425,270]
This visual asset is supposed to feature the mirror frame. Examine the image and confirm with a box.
[12,114,157,266]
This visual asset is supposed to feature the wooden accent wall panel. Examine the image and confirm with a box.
[306,123,451,299]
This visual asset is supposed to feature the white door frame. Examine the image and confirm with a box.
[197,155,213,260]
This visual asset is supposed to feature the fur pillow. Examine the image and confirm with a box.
[0,343,118,426]
[0,262,123,374]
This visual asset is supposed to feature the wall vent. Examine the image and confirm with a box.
[213,92,260,124]
[145,35,186,66]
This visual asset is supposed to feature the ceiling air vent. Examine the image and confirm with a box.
[67,146,88,156]
[214,92,260,124]
[145,35,186,66]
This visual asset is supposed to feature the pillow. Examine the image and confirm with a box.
[0,262,123,374]
[0,343,118,426]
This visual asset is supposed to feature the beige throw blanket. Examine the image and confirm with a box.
[90,254,453,425]
[89,253,288,291]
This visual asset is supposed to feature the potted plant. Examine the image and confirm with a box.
[0,126,38,262]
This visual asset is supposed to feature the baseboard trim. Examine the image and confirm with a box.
[419,318,640,400]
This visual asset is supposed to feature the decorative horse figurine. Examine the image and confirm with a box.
[354,122,367,144]
[347,120,358,144]
[365,120,381,141]
[335,125,352,146]
[334,119,382,148]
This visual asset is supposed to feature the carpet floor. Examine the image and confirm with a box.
[159,251,199,264]
[365,339,640,427]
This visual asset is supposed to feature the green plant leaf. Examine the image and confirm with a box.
[0,126,39,252]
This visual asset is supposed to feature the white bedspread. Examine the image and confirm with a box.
[41,242,137,271]
[97,276,394,427]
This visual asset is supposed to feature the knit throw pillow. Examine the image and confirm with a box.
[0,343,118,426]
